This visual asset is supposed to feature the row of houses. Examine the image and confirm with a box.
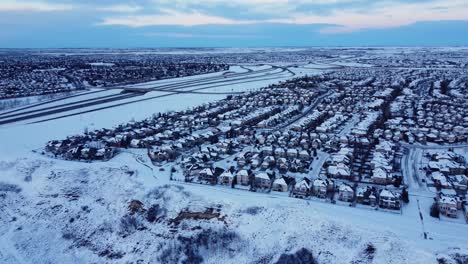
[45,140,115,161]
[187,164,402,210]
[45,89,295,160]
[425,151,467,194]
[369,141,398,185]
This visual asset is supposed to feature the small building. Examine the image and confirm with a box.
[379,189,400,210]
[272,178,288,192]
[338,183,354,202]
[236,170,250,186]
[255,173,271,189]
[237,153,248,167]
[327,163,351,179]
[251,156,261,168]
[431,172,450,189]
[261,146,274,156]
[130,139,142,148]
[356,187,377,206]
[372,167,389,185]
[198,168,216,184]
[287,148,298,159]
[184,164,202,178]
[292,179,311,198]
[274,148,286,158]
[439,196,458,218]
[219,171,234,186]
[313,179,330,198]
[298,150,310,161]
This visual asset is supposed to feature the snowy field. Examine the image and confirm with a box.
[0,91,89,111]
[0,61,467,263]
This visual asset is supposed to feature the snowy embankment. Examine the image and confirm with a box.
[0,152,467,264]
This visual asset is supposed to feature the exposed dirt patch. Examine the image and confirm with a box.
[170,207,226,226]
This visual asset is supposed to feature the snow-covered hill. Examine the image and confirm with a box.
[0,153,466,263]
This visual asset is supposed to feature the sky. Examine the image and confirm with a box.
[1,0,468,48]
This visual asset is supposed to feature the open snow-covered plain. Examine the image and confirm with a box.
[1,48,467,264]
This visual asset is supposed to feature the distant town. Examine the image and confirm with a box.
[0,52,228,100]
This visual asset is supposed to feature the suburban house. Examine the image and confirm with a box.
[292,179,311,198]
[198,168,217,184]
[439,196,458,218]
[313,179,331,198]
[431,171,451,189]
[372,167,390,185]
[328,163,351,179]
[379,189,401,210]
[236,169,250,186]
[219,170,234,186]
[255,173,272,189]
[338,183,354,202]
[272,178,288,192]
[356,186,377,206]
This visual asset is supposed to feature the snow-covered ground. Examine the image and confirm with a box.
[1,63,467,264]
[1,147,467,263]
[0,91,88,112]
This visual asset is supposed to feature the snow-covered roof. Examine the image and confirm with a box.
[220,171,233,178]
[339,184,353,193]
[328,164,350,177]
[256,173,270,180]
[295,179,310,189]
[372,167,388,179]
[313,179,328,188]
[237,170,249,176]
[200,168,213,176]
[273,178,287,186]
[431,172,446,183]
[440,196,457,205]
[380,189,396,198]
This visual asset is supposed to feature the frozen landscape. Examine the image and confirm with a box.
[1,47,468,264]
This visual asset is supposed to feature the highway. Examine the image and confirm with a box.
[0,90,106,116]
[119,65,288,92]
[0,65,294,125]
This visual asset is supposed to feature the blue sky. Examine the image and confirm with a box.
[1,0,468,48]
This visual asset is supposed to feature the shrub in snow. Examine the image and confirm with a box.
[401,188,409,203]
[243,206,263,215]
[451,253,468,264]
[361,243,377,262]
[158,228,242,264]
[119,214,146,236]
[275,248,315,264]
[146,204,166,222]
[0,182,21,193]
[128,200,145,214]
[437,252,468,264]
[146,184,185,200]
[430,202,440,218]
